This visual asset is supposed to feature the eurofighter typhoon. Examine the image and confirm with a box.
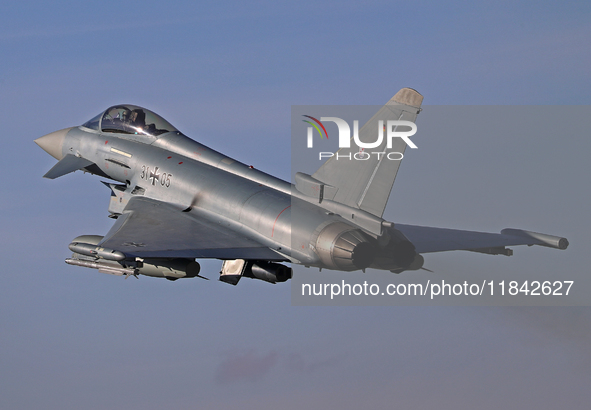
[35,89,568,284]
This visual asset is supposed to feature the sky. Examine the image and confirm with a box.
[1,1,590,408]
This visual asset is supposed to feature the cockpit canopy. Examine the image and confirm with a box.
[82,105,178,138]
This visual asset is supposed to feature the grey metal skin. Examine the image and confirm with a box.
[42,125,366,267]
[35,89,569,284]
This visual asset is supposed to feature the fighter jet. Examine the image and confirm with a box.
[35,88,568,284]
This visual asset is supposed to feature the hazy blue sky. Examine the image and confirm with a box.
[1,1,590,409]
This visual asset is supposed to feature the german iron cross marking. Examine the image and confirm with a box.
[149,167,160,185]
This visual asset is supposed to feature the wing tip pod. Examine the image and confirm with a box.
[390,88,424,108]
[501,228,569,250]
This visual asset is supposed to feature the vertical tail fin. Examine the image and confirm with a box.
[311,88,423,217]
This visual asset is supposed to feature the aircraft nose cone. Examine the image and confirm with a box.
[34,127,73,160]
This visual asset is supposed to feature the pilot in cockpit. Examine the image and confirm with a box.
[99,105,175,136]
[119,109,130,122]
[129,109,146,129]
[105,107,124,122]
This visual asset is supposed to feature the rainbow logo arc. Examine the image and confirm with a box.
[302,115,328,140]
